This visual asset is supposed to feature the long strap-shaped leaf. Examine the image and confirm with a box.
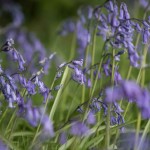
[49,66,69,121]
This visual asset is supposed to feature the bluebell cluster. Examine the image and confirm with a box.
[0,0,150,149]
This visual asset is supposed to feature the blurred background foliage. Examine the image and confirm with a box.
[0,0,149,77]
[0,0,148,82]
[0,0,144,47]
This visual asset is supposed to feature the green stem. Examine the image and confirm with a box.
[81,44,90,104]
[105,48,115,149]
[0,108,8,125]
[4,109,17,136]
[49,66,69,120]
[137,120,150,150]
[90,26,97,95]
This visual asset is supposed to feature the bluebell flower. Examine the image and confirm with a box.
[105,80,150,118]
[35,76,50,103]
[5,31,47,73]
[95,0,141,67]
[135,23,142,32]
[89,100,101,113]
[93,70,101,79]
[139,0,149,7]
[0,74,20,108]
[114,102,124,113]
[1,3,24,29]
[55,71,63,79]
[58,19,76,36]
[77,6,93,24]
[70,121,89,136]
[110,116,117,125]
[1,38,14,52]
[24,100,40,126]
[25,80,36,95]
[72,59,83,67]
[87,79,92,88]
[114,70,122,85]
[76,21,91,58]
[24,100,54,136]
[59,132,67,145]
[0,140,8,150]
[18,75,27,87]
[105,86,123,103]
[41,116,54,137]
[119,2,130,20]
[142,28,150,44]
[54,84,63,91]
[103,59,111,76]
[87,111,96,125]
[57,62,67,70]
[115,50,125,61]
[104,0,114,12]
[72,67,85,84]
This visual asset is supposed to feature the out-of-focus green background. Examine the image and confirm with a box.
[1,0,143,47]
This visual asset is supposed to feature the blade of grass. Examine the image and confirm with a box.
[49,66,69,121]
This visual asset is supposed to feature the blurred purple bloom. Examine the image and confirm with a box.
[0,74,20,108]
[72,67,86,84]
[104,0,114,12]
[54,84,63,91]
[58,62,67,70]
[127,42,140,67]
[59,132,67,145]
[114,102,124,113]
[115,50,125,61]
[5,30,48,73]
[0,140,8,150]
[111,14,120,27]
[105,86,123,103]
[140,0,148,7]
[35,77,50,102]
[19,75,27,87]
[25,101,55,136]
[90,100,101,113]
[17,53,26,71]
[25,101,40,126]
[114,70,122,85]
[105,80,150,118]
[87,112,96,125]
[142,29,150,44]
[42,116,54,137]
[2,3,24,28]
[76,21,91,58]
[77,6,93,24]
[58,19,76,36]
[1,38,14,52]
[135,23,142,32]
[8,46,26,71]
[103,59,111,76]
[95,0,140,67]
[71,121,89,136]
[87,79,92,88]
[25,80,36,95]
[56,71,63,79]
[119,2,130,20]
[110,116,117,125]
[122,81,141,99]
[137,89,150,119]
[93,70,101,79]
[72,59,83,67]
